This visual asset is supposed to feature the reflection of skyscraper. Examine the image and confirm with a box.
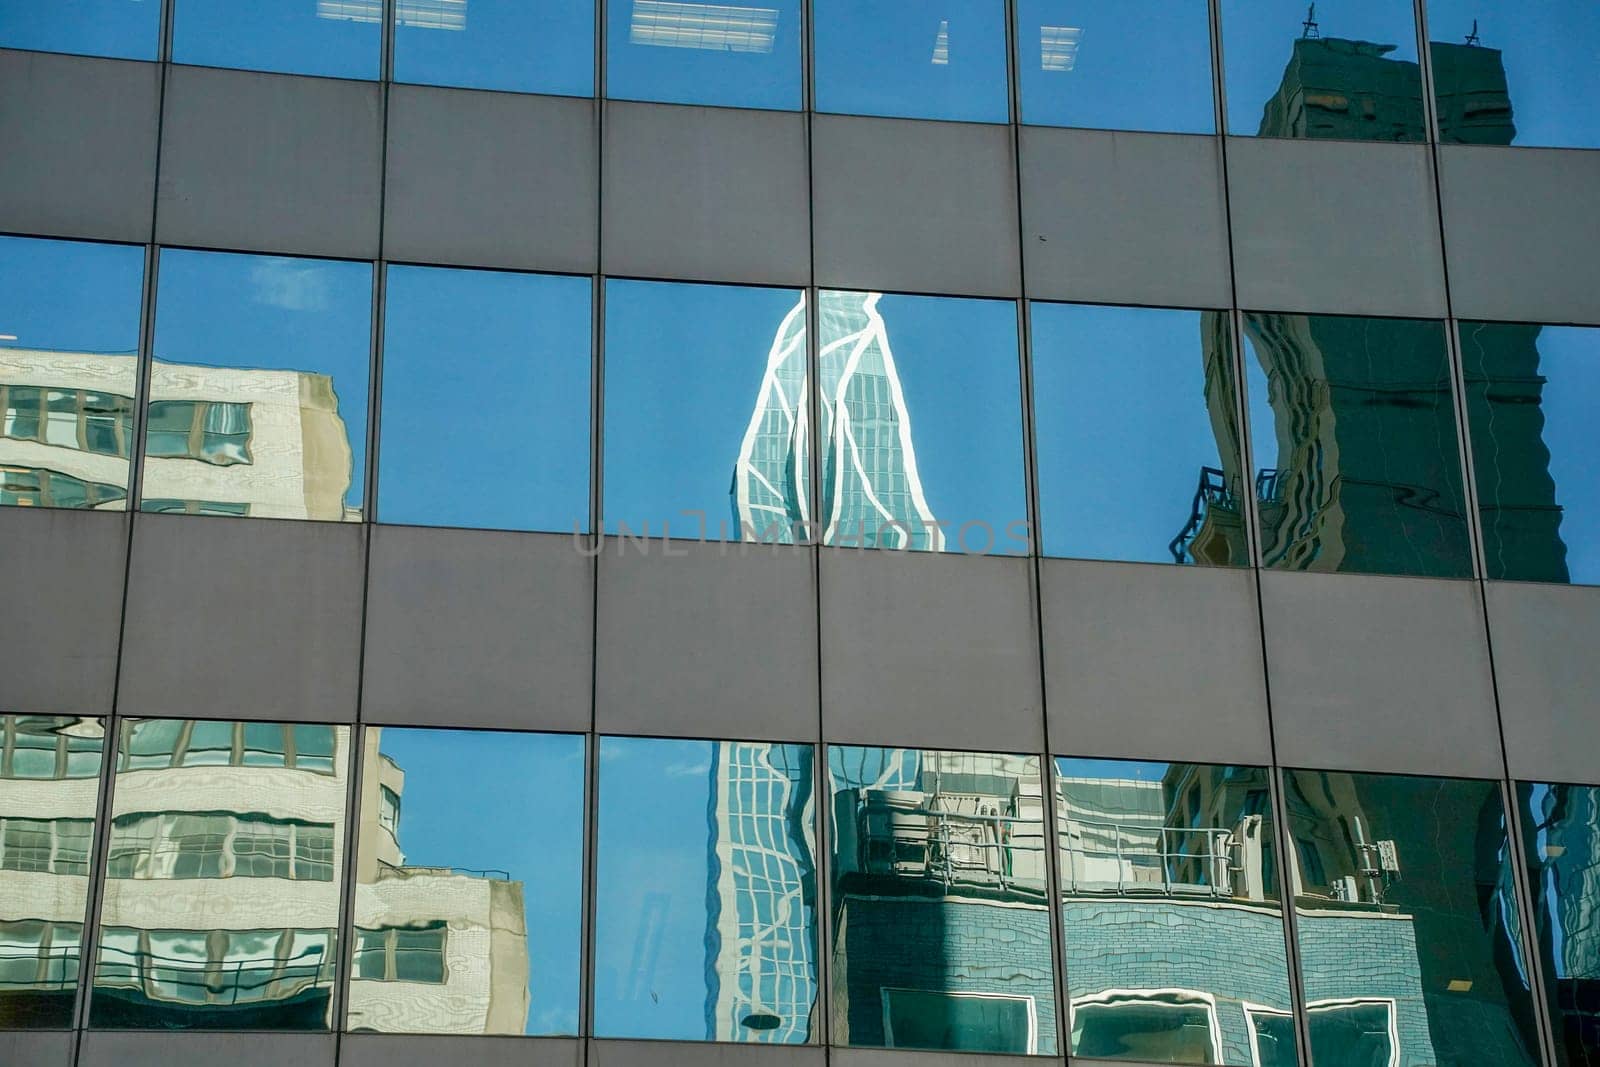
[732,291,941,548]
[0,347,357,520]
[1187,35,1565,578]
[703,743,817,1043]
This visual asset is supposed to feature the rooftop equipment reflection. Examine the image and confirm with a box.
[629,0,778,53]
[317,0,467,30]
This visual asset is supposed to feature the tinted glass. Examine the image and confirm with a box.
[1056,758,1295,1065]
[603,280,806,543]
[0,237,145,513]
[1427,1,1600,149]
[1220,0,1424,141]
[594,737,819,1042]
[1516,782,1600,1065]
[606,0,802,110]
[1243,313,1472,578]
[91,720,351,1030]
[1032,304,1246,565]
[814,0,1009,123]
[1282,769,1540,1067]
[0,0,159,60]
[1016,0,1215,133]
[828,747,1057,1054]
[819,291,1027,554]
[1459,322,1600,585]
[394,0,595,96]
[0,716,105,1029]
[142,249,371,522]
[378,266,590,533]
[349,727,584,1035]
[173,0,381,79]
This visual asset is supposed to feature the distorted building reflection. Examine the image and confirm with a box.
[1054,760,1295,1065]
[733,290,942,549]
[89,720,350,1029]
[1,348,137,509]
[1282,770,1540,1067]
[828,748,1056,1054]
[348,727,546,1035]
[593,737,818,1043]
[1516,782,1600,1063]
[0,716,105,1029]
[0,347,359,519]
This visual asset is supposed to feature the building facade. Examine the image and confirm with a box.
[3,2,1600,1067]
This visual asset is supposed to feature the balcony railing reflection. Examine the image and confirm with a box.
[854,791,1048,900]
[94,938,334,1008]
[1060,819,1262,900]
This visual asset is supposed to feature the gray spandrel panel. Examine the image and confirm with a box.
[1260,570,1502,778]
[595,539,818,741]
[0,1031,74,1066]
[589,1040,827,1067]
[0,507,127,716]
[1485,580,1600,784]
[1040,559,1271,766]
[811,114,1021,299]
[1020,127,1231,309]
[77,1032,336,1067]
[0,50,159,244]
[118,514,365,723]
[385,85,598,275]
[1227,137,1446,318]
[820,549,1042,752]
[1438,145,1600,326]
[157,65,382,260]
[362,526,593,733]
[344,1035,583,1067]
[603,101,810,287]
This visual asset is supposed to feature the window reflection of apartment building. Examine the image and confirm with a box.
[1055,766,1303,1065]
[829,750,1056,1054]
[91,720,348,1028]
[0,716,104,1030]
[348,728,532,1035]
[0,347,357,520]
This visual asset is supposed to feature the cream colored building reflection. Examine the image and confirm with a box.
[347,728,532,1035]
[91,721,350,1029]
[1,347,357,520]
[0,717,105,1030]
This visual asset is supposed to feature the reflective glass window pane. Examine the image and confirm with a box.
[1282,769,1540,1067]
[595,737,819,1042]
[1031,303,1246,565]
[0,0,159,60]
[1055,758,1294,1065]
[818,291,1026,554]
[379,266,591,534]
[394,0,595,95]
[1219,0,1424,141]
[1426,1,1600,149]
[1016,0,1215,133]
[348,727,584,1035]
[90,719,351,1030]
[827,746,1056,1054]
[814,0,1009,123]
[172,0,381,80]
[142,249,372,522]
[1459,322,1600,585]
[1515,782,1600,1063]
[606,0,802,110]
[603,280,806,543]
[0,717,105,1028]
[1242,312,1471,578]
[0,236,145,513]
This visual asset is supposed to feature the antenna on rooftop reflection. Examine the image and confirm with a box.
[1464,18,1481,45]
[1302,4,1320,39]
